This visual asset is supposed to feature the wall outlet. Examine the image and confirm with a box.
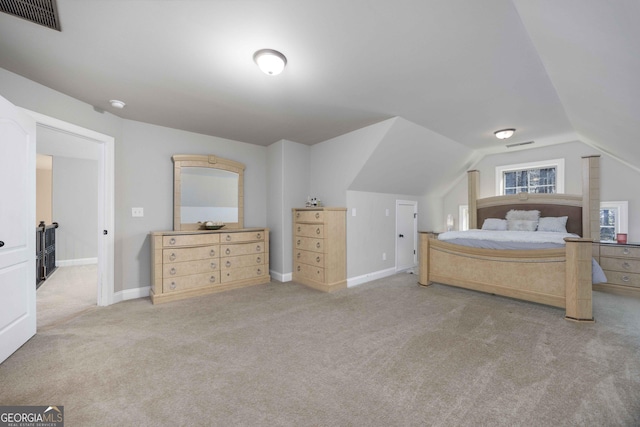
[382,252,386,261]
[351,208,356,217]
[132,207,144,217]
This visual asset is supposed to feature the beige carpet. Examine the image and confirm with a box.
[2,273,639,426]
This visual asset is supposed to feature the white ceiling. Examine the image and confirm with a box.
[1,0,638,165]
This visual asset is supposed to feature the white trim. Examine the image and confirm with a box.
[114,286,151,304]
[395,200,418,272]
[270,270,291,282]
[600,201,629,239]
[495,158,565,195]
[458,205,469,231]
[21,108,115,307]
[347,267,396,288]
[56,258,98,267]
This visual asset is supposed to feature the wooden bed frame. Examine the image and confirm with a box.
[419,155,600,322]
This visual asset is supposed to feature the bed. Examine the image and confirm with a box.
[418,155,601,322]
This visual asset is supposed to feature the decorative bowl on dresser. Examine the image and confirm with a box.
[596,242,640,296]
[292,207,346,292]
[150,228,270,304]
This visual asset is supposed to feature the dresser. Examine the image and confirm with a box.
[293,208,346,292]
[597,243,640,296]
[150,228,270,304]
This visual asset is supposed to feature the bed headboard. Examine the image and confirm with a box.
[467,155,601,239]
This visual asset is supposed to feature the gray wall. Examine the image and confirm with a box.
[52,157,98,261]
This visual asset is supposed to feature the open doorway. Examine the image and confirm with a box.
[24,108,115,320]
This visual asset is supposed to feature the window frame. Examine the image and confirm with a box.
[495,158,565,195]
[600,201,628,242]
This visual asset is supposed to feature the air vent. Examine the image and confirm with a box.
[505,141,534,148]
[0,0,60,31]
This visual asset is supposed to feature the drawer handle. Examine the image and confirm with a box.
[226,261,231,268]
[169,253,176,261]
[316,256,321,263]
[211,262,217,269]
[170,267,176,275]
[316,242,321,249]
[296,212,300,218]
[316,228,321,234]
[622,275,630,282]
[170,281,177,290]
[316,270,321,275]
[210,276,216,283]
[225,248,231,255]
[297,265,301,271]
[256,245,261,252]
[623,262,631,270]
[297,226,301,232]
[256,256,261,263]
[257,268,262,275]
[297,252,301,259]
[297,239,301,246]
[210,249,216,257]
[256,233,261,239]
[226,235,232,241]
[169,237,176,245]
[315,213,320,219]
[623,248,630,255]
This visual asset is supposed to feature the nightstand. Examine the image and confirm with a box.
[596,242,640,296]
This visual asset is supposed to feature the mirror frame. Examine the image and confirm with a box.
[172,154,245,231]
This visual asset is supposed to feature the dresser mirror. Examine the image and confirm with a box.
[172,154,244,230]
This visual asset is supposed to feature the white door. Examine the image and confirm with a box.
[0,95,36,363]
[396,200,417,271]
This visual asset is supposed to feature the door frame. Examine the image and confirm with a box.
[22,108,115,306]
[395,199,417,272]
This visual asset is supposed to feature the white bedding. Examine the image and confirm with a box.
[438,229,579,250]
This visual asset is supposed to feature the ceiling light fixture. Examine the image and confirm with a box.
[253,49,287,75]
[494,128,515,139]
[110,99,126,109]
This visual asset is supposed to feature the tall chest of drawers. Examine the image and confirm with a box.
[150,228,270,304]
[597,243,640,296]
[293,208,346,292]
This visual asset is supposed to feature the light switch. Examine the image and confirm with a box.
[132,207,144,217]
[351,208,356,217]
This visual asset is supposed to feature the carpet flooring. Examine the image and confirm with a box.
[2,273,639,426]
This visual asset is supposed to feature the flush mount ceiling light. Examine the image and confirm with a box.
[253,49,287,75]
[110,99,126,109]
[494,128,515,139]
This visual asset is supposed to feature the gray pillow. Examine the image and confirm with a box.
[537,216,568,233]
[481,218,508,231]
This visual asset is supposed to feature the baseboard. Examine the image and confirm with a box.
[270,270,292,282]
[347,267,397,288]
[56,257,98,267]
[113,286,151,304]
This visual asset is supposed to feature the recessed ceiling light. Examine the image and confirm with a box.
[253,49,287,75]
[494,128,515,139]
[110,99,126,109]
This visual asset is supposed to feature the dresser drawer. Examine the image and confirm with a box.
[221,265,267,283]
[600,245,640,259]
[163,259,219,278]
[163,271,221,292]
[221,242,265,257]
[295,250,324,267]
[600,257,640,274]
[294,262,325,283]
[220,230,265,243]
[163,246,218,263]
[163,233,220,247]
[294,210,324,223]
[221,253,265,270]
[295,223,324,238]
[603,270,640,288]
[295,236,324,253]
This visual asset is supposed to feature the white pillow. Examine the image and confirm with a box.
[507,219,538,232]
[481,218,508,231]
[505,209,540,221]
[537,216,568,233]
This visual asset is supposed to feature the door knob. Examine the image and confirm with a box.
[399,234,404,238]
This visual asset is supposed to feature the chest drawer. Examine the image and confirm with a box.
[600,257,640,274]
[600,245,640,259]
[295,250,324,267]
[294,210,324,223]
[295,236,324,253]
[220,230,265,243]
[221,242,265,257]
[222,253,265,270]
[163,259,219,278]
[295,262,325,283]
[602,271,640,288]
[295,223,324,238]
[221,265,267,283]
[163,246,218,263]
[163,271,221,292]
[163,234,220,247]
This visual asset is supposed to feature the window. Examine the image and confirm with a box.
[600,201,628,242]
[458,205,469,231]
[496,159,565,195]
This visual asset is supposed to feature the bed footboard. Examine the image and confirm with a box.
[418,232,593,321]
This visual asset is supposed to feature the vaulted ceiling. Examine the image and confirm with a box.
[1,0,638,166]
